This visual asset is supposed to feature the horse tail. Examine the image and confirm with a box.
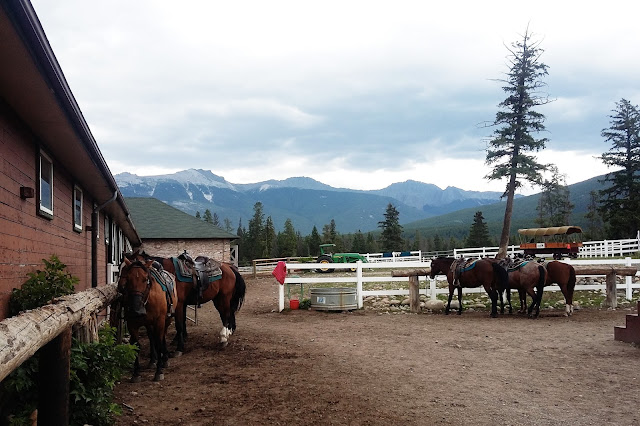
[537,265,546,302]
[230,266,246,312]
[566,265,577,304]
[492,262,509,292]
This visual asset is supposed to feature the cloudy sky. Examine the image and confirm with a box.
[31,0,639,195]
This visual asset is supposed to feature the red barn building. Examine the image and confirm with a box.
[0,1,141,319]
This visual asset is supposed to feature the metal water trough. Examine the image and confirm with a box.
[310,287,357,311]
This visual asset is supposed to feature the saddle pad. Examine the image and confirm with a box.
[450,259,478,273]
[507,260,528,273]
[194,256,223,282]
[149,268,176,296]
[172,257,194,282]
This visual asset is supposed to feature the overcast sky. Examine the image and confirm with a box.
[31,0,639,195]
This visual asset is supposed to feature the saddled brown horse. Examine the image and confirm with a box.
[546,260,577,316]
[136,252,246,354]
[118,258,177,382]
[502,260,547,318]
[429,257,508,318]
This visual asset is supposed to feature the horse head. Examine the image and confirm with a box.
[121,257,155,317]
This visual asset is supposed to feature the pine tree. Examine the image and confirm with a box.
[378,203,403,252]
[195,211,201,220]
[246,202,265,260]
[351,230,366,254]
[223,218,233,233]
[365,233,378,254]
[212,212,220,227]
[466,211,491,247]
[264,216,276,258]
[485,28,551,258]
[277,219,298,257]
[535,166,574,227]
[599,98,640,238]
[584,191,604,240]
[203,209,213,223]
[308,226,322,256]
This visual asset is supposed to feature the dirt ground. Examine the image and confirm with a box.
[114,275,640,426]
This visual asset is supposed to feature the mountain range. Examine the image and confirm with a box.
[115,169,515,234]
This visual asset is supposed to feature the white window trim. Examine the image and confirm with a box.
[38,150,54,218]
[73,185,83,232]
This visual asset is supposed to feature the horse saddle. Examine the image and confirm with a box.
[173,253,222,300]
[507,259,528,273]
[149,267,176,317]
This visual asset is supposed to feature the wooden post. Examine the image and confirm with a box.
[408,275,420,313]
[38,327,72,426]
[605,272,618,309]
[391,269,431,314]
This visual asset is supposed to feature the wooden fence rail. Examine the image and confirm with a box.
[0,285,119,424]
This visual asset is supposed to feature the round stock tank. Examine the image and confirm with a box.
[310,287,357,311]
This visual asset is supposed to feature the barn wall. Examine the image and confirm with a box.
[141,239,232,263]
[0,106,108,319]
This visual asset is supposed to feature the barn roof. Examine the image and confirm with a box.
[125,197,238,240]
[0,1,140,245]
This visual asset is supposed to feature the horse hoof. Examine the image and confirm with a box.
[219,341,229,349]
[130,376,142,383]
[147,362,157,370]
[490,313,498,318]
[171,351,183,358]
[153,373,164,382]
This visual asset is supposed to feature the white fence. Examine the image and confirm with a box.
[454,236,640,259]
[365,251,422,262]
[278,258,640,312]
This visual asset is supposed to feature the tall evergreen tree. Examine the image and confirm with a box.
[584,190,604,240]
[485,28,551,258]
[195,211,201,220]
[351,230,366,254]
[212,212,220,227]
[265,216,276,258]
[535,166,574,227]
[246,202,266,260]
[308,226,322,256]
[223,218,233,233]
[599,98,640,238]
[365,232,378,254]
[203,209,213,223]
[466,211,491,247]
[378,203,403,251]
[277,219,298,257]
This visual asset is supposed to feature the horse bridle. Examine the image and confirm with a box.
[123,263,153,307]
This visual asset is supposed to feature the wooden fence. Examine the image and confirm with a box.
[0,285,119,424]
[278,259,640,312]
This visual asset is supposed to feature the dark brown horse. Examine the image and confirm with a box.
[429,257,508,318]
[138,252,246,353]
[118,258,177,382]
[503,260,547,318]
[545,260,577,316]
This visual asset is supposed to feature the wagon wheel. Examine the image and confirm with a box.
[316,255,335,273]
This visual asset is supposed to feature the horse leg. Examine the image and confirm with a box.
[213,298,233,347]
[145,325,158,370]
[456,286,463,315]
[153,321,168,382]
[486,286,498,318]
[129,327,142,383]
[518,289,527,314]
[171,301,185,357]
[505,288,513,314]
[445,286,454,315]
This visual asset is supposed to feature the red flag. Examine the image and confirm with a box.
[272,261,287,284]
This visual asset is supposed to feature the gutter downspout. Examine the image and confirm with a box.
[92,191,117,287]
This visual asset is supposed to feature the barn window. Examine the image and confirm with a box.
[73,185,83,232]
[37,151,54,218]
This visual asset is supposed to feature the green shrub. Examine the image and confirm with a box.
[299,298,312,309]
[2,256,136,426]
[9,255,78,316]
[70,326,137,426]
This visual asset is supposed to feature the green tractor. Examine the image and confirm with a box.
[316,243,368,273]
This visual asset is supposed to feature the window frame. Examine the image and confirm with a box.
[37,150,54,219]
[73,185,83,232]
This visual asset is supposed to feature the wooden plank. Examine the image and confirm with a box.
[572,266,637,276]
[390,268,431,277]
